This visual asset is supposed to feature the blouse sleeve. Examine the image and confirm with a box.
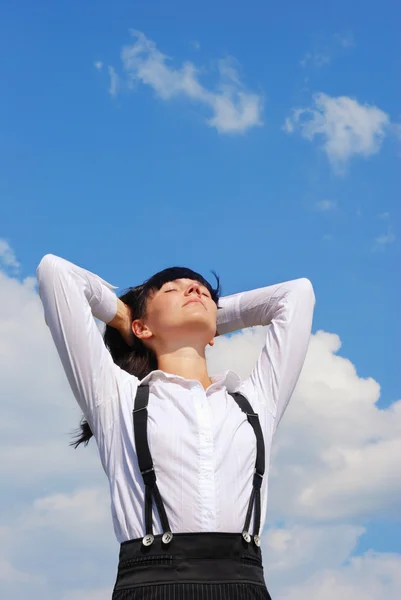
[217,278,315,429]
[36,254,130,435]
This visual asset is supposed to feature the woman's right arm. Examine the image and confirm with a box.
[36,254,133,434]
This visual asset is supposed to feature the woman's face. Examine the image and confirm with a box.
[133,279,218,349]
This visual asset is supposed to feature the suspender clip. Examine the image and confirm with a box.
[141,467,156,486]
[253,470,263,489]
[141,467,155,475]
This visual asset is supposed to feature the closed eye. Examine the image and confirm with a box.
[164,289,177,293]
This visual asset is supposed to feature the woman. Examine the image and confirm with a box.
[37,254,315,599]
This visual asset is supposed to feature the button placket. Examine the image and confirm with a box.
[193,392,216,530]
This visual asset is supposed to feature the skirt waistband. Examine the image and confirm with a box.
[114,532,266,589]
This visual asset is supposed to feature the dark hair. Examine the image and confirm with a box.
[71,267,220,448]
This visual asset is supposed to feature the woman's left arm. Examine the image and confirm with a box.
[217,279,315,429]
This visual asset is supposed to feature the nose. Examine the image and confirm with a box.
[185,282,202,298]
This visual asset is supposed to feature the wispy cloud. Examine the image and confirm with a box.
[107,30,263,134]
[284,93,390,171]
[0,239,20,270]
[94,61,103,71]
[335,32,355,48]
[300,32,354,71]
[315,200,337,212]
[108,66,119,97]
[300,51,331,69]
[374,228,396,248]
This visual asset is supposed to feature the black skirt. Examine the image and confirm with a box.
[112,532,272,600]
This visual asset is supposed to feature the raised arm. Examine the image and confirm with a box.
[36,254,132,435]
[217,278,315,429]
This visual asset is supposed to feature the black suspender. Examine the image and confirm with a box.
[230,392,265,547]
[133,385,173,547]
[133,384,265,547]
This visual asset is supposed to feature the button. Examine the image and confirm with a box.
[242,530,251,543]
[254,534,261,547]
[202,471,212,480]
[142,534,154,546]
[162,531,173,544]
[206,510,213,519]
[203,434,212,443]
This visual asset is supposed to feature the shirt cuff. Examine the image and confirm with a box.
[216,294,243,335]
[89,276,118,323]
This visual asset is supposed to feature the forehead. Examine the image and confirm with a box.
[162,278,206,287]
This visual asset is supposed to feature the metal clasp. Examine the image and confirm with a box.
[140,467,155,476]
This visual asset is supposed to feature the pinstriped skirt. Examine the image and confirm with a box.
[112,533,272,600]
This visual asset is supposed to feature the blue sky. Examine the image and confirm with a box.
[0,1,400,598]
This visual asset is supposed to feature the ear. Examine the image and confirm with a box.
[132,319,153,341]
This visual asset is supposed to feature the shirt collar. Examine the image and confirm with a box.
[139,369,241,393]
[209,370,242,392]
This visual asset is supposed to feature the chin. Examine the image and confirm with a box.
[167,315,215,341]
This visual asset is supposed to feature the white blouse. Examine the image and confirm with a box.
[36,254,315,543]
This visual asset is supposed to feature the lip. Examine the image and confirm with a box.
[183,298,204,307]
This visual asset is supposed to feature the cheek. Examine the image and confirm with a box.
[209,302,218,320]
[147,295,181,328]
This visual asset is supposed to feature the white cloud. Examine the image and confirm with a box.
[284,93,390,170]
[21,488,111,543]
[94,61,103,71]
[0,557,45,585]
[115,30,263,133]
[261,519,400,600]
[315,199,337,211]
[0,239,20,270]
[263,523,364,579]
[108,66,119,97]
[0,255,102,498]
[209,329,401,522]
[278,552,401,600]
[0,244,400,599]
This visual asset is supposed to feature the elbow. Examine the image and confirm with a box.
[36,254,59,284]
[295,278,316,307]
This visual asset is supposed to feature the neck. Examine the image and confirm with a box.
[157,346,212,390]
